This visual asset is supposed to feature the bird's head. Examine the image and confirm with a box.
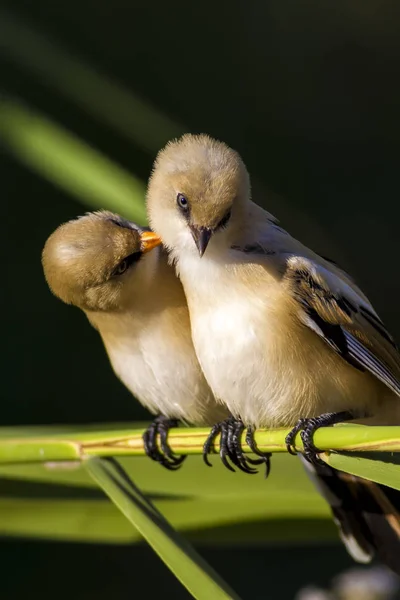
[42,211,161,312]
[146,134,250,257]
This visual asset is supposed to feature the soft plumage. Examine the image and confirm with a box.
[147,135,400,429]
[146,133,400,570]
[42,210,227,468]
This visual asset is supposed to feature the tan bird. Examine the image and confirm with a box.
[146,133,400,571]
[42,210,227,469]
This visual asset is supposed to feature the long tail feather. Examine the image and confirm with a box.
[300,456,400,574]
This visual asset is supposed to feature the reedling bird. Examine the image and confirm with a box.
[146,133,400,572]
[42,210,227,469]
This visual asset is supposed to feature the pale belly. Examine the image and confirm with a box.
[189,294,384,428]
[104,332,220,424]
[190,299,285,425]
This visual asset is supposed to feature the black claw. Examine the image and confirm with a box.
[224,418,240,469]
[203,417,236,471]
[203,417,272,476]
[219,420,236,472]
[245,426,272,478]
[300,424,323,466]
[227,420,258,474]
[143,415,186,470]
[158,418,186,467]
[286,411,355,465]
[203,422,222,467]
[203,417,248,472]
[142,424,155,457]
[285,419,307,455]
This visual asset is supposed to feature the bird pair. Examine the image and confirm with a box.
[43,134,400,573]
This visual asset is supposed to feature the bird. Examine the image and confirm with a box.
[146,133,400,571]
[42,210,228,470]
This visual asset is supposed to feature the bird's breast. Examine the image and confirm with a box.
[187,281,285,424]
[179,255,381,428]
[99,311,214,423]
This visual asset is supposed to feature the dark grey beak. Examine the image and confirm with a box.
[189,226,213,257]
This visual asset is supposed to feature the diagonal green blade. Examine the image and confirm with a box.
[84,457,241,600]
[0,100,147,223]
[321,451,400,490]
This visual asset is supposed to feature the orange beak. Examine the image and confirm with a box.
[140,230,162,253]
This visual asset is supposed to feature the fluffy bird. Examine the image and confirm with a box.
[146,133,400,571]
[42,210,227,469]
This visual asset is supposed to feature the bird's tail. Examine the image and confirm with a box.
[300,456,400,575]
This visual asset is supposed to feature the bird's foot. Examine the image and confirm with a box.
[245,425,272,478]
[285,410,355,466]
[226,419,258,474]
[228,421,271,476]
[143,415,186,471]
[203,417,237,472]
[203,417,271,475]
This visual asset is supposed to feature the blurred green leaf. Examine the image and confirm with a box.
[84,457,241,600]
[0,454,330,533]
[0,495,335,546]
[322,451,400,491]
[0,100,147,222]
[0,9,184,151]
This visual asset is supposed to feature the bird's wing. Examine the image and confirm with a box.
[283,254,400,396]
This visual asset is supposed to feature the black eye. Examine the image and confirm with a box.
[177,193,189,211]
[217,210,232,230]
[114,259,128,276]
[111,252,142,277]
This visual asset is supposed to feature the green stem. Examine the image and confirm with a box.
[0,424,398,464]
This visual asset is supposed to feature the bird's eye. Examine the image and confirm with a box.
[217,209,232,230]
[111,252,142,277]
[177,193,189,211]
[114,259,128,276]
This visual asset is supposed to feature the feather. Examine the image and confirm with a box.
[145,132,400,575]
[284,255,400,397]
[300,456,374,563]
[301,456,400,574]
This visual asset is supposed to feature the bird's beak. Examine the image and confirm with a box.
[190,226,212,257]
[139,231,162,253]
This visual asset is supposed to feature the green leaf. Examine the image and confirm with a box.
[84,457,241,600]
[0,496,336,546]
[0,100,147,223]
[0,453,332,545]
[322,451,400,491]
[0,458,333,544]
[0,10,184,152]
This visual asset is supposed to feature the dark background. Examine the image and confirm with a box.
[1,1,400,598]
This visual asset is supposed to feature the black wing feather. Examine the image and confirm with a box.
[288,258,400,397]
